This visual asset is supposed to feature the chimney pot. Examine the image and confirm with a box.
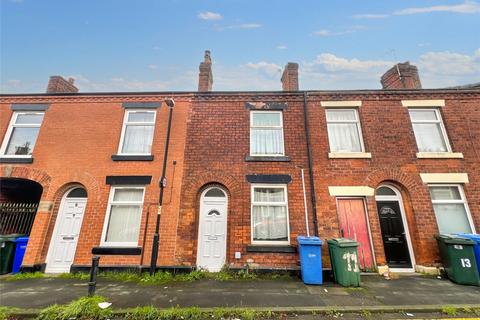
[381,62,422,90]
[198,50,213,92]
[281,62,299,91]
[46,75,79,93]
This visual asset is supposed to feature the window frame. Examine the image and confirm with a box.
[429,184,476,234]
[117,109,157,156]
[250,184,290,245]
[249,111,285,157]
[0,111,44,158]
[325,108,366,153]
[408,108,452,153]
[100,186,146,247]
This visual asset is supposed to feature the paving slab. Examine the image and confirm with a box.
[0,275,479,310]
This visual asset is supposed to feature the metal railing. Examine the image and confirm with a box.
[0,202,38,235]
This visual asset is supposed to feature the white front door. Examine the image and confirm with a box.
[196,187,228,272]
[46,196,87,273]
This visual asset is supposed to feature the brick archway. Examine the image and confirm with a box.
[363,167,430,267]
[39,174,101,265]
[176,170,243,266]
[1,165,52,196]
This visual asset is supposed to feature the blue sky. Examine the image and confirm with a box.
[1,0,479,93]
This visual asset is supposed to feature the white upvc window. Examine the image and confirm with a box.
[429,184,475,234]
[117,109,156,155]
[251,184,290,245]
[409,108,451,153]
[326,109,365,153]
[250,111,285,156]
[101,186,145,247]
[0,112,44,157]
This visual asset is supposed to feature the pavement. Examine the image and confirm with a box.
[1,274,479,316]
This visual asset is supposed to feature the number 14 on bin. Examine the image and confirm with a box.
[342,252,359,272]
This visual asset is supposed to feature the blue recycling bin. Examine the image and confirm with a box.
[12,236,29,274]
[457,233,480,276]
[297,236,323,285]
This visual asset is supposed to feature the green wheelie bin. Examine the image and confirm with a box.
[0,235,18,275]
[328,238,361,287]
[436,234,480,286]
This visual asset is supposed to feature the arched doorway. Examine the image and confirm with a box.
[45,187,88,273]
[375,185,415,271]
[196,186,228,272]
[0,178,42,236]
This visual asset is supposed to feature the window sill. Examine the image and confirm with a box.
[111,155,154,161]
[246,245,296,253]
[245,155,290,162]
[0,157,34,164]
[91,246,142,255]
[416,152,463,159]
[328,152,372,159]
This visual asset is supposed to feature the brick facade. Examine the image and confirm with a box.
[0,61,479,273]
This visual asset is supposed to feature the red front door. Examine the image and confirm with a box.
[337,198,374,270]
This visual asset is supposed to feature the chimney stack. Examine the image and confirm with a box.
[281,62,299,91]
[198,50,213,92]
[381,62,422,90]
[46,76,79,93]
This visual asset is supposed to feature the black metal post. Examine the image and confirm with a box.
[88,256,100,296]
[150,99,175,275]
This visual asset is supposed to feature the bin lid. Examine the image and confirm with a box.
[435,234,475,245]
[327,238,359,247]
[14,236,29,243]
[456,233,480,243]
[297,236,323,245]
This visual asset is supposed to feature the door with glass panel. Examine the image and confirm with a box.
[196,187,228,272]
[375,186,414,269]
[46,188,87,273]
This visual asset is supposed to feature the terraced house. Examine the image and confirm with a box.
[0,51,479,275]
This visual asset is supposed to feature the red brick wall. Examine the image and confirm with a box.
[0,94,191,269]
[1,89,479,272]
[176,94,313,269]
[177,90,480,270]
[308,91,480,268]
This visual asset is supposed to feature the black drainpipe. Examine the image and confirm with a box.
[302,91,319,237]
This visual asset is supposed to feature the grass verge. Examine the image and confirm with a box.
[5,268,294,285]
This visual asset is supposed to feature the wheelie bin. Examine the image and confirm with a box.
[0,235,18,274]
[436,234,480,286]
[12,236,29,274]
[456,233,480,276]
[297,236,323,285]
[327,238,361,287]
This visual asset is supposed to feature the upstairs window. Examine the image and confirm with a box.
[409,109,450,152]
[0,112,44,157]
[251,185,289,244]
[429,185,474,234]
[326,109,364,152]
[118,110,156,155]
[250,111,284,156]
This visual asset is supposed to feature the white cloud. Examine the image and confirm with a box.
[355,0,480,19]
[394,1,480,15]
[313,25,366,37]
[353,14,389,19]
[148,64,158,70]
[276,45,288,50]
[198,11,223,20]
[418,48,480,87]
[222,23,262,29]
